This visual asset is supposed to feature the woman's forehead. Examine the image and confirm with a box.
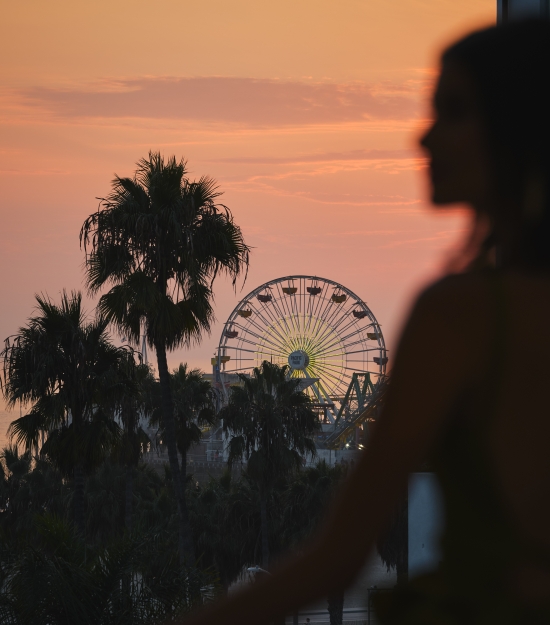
[434,62,478,106]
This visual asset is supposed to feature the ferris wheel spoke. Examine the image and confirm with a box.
[327,301,358,335]
[236,315,269,339]
[345,358,378,363]
[305,319,326,347]
[276,282,297,326]
[307,288,332,337]
[314,363,346,381]
[317,376,344,401]
[340,323,381,343]
[311,359,345,379]
[318,322,368,352]
[230,335,266,349]
[319,289,350,327]
[271,293,298,340]
[309,337,345,364]
[292,291,300,327]
[311,315,347,350]
[312,366,345,387]
[263,287,291,330]
[342,336,384,351]
[271,284,290,320]
[342,342,384,353]
[308,309,340,349]
[314,287,337,330]
[312,343,346,361]
[306,282,323,322]
[322,308,351,336]
[246,328,288,352]
[256,344,287,358]
[309,357,345,373]
[233,324,275,345]
[314,356,348,371]
[281,305,301,342]
[232,347,276,354]
[240,323,288,353]
[308,325,347,355]
[332,314,367,338]
[305,286,329,336]
[340,365,378,374]
[305,295,322,335]
[321,344,361,360]
[332,338,370,352]
[256,297,295,347]
[318,304,350,344]
[242,305,278,337]
[346,347,383,354]
[249,303,293,350]
[247,300,281,333]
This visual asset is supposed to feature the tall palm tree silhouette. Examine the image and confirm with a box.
[80,152,249,563]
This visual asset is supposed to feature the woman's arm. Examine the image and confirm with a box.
[183,277,485,625]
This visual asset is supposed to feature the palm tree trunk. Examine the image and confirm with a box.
[260,495,269,568]
[180,446,187,488]
[125,467,133,531]
[74,462,86,536]
[155,339,196,565]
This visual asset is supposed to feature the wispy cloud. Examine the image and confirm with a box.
[17,76,424,126]
[209,148,421,164]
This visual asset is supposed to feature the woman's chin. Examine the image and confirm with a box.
[431,188,464,206]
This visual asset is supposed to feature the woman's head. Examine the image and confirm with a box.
[422,20,550,268]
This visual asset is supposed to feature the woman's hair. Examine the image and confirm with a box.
[443,20,550,269]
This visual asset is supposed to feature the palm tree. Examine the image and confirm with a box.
[188,470,261,593]
[0,291,128,534]
[280,460,346,545]
[220,361,320,567]
[281,460,348,625]
[149,364,216,485]
[80,152,249,564]
[0,445,69,542]
[110,361,156,532]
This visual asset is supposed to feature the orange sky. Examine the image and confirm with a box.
[0,0,494,401]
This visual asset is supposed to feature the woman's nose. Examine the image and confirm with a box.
[420,122,435,152]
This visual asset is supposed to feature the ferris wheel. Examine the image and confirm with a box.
[214,275,388,422]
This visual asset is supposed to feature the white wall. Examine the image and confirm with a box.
[408,472,444,577]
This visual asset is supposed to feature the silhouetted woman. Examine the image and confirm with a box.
[186,20,550,624]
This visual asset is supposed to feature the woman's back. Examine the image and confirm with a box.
[371,270,550,624]
[489,273,550,529]
[421,271,550,547]
[480,272,550,601]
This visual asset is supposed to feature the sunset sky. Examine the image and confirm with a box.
[0,1,494,425]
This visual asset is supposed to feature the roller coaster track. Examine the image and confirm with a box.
[322,376,389,449]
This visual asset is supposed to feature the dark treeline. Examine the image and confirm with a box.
[0,442,347,624]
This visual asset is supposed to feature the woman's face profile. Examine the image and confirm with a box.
[421,61,494,211]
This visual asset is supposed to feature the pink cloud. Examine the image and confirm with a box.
[17,77,423,126]
[209,148,419,164]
